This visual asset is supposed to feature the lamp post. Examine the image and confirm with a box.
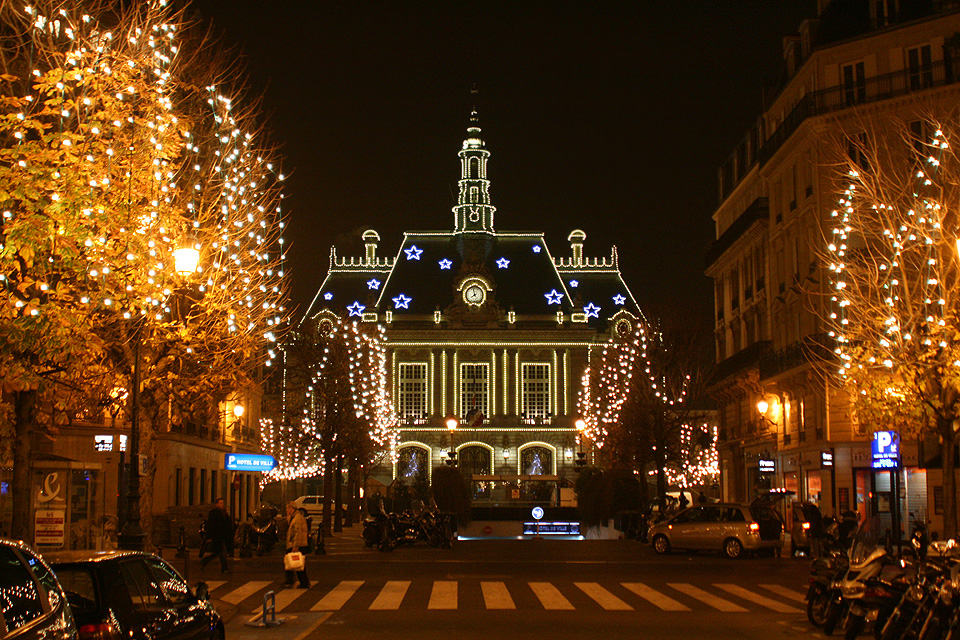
[445,417,458,466]
[118,243,200,551]
[574,419,587,471]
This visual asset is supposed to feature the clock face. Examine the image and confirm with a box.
[464,284,485,305]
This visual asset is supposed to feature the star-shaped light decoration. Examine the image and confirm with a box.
[367,278,381,290]
[392,294,412,309]
[532,245,541,253]
[347,301,365,317]
[569,280,579,288]
[438,258,452,270]
[323,292,333,300]
[545,289,564,305]
[496,257,510,269]
[583,303,601,318]
[613,294,626,305]
[405,245,423,260]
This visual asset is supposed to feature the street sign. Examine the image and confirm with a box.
[871,431,900,469]
[531,506,544,521]
[225,453,277,471]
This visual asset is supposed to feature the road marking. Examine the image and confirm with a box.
[369,581,410,610]
[221,581,272,605]
[311,580,363,611]
[759,584,807,602]
[713,584,803,613]
[291,613,332,640]
[529,582,574,610]
[621,583,690,611]
[481,582,515,609]
[204,581,226,592]
[575,582,632,610]
[249,586,310,614]
[428,581,458,610]
[667,583,747,612]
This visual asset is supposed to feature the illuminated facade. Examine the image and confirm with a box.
[706,0,959,535]
[305,111,642,488]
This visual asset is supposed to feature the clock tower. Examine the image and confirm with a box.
[453,109,496,234]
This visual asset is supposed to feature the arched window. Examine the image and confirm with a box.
[521,446,553,476]
[469,157,480,178]
[458,445,491,478]
[397,445,429,483]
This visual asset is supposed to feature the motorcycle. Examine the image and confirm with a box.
[362,497,394,551]
[807,547,849,628]
[823,517,890,636]
[840,528,908,640]
[248,506,280,556]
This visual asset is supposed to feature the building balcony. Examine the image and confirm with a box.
[714,340,772,380]
[705,197,768,269]
[759,58,959,166]
[758,333,833,380]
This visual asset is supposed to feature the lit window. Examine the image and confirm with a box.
[398,363,427,420]
[460,363,489,420]
[522,363,550,420]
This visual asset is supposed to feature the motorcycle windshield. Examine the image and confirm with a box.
[848,516,880,565]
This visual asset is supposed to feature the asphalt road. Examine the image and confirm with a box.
[171,528,824,640]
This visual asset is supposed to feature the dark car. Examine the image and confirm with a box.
[45,551,222,640]
[0,538,77,640]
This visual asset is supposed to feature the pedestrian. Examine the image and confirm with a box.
[803,502,825,558]
[678,491,689,510]
[284,501,310,589]
[697,491,708,504]
[199,498,232,574]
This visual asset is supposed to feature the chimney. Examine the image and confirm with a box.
[568,229,586,266]
[362,229,379,265]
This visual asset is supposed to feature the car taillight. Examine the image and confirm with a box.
[78,623,118,640]
[748,523,760,532]
[802,522,811,530]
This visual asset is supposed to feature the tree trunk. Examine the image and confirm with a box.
[334,455,343,533]
[941,416,958,538]
[11,389,38,541]
[345,458,358,527]
[654,446,667,514]
[322,451,334,537]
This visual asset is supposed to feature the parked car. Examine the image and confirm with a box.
[648,502,784,559]
[45,551,222,640]
[0,538,77,640]
[291,495,346,519]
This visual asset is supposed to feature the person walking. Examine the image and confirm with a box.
[284,502,310,589]
[200,498,232,574]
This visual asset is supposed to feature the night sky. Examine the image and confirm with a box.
[187,1,817,326]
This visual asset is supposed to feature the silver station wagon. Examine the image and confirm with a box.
[648,502,784,559]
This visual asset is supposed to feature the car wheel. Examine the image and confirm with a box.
[652,534,671,554]
[212,623,224,640]
[723,538,743,559]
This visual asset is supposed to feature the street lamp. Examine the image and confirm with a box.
[118,242,200,551]
[574,419,587,471]
[445,417,458,466]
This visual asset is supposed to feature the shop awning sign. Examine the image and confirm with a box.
[871,431,900,469]
[224,453,277,472]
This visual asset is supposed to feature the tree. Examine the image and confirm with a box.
[824,112,960,537]
[579,320,715,512]
[0,0,289,541]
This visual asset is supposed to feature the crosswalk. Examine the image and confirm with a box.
[207,579,807,615]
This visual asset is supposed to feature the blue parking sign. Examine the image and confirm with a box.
[871,431,900,469]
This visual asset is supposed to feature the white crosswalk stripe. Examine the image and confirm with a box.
[575,583,632,610]
[249,586,311,614]
[667,583,747,612]
[369,581,410,610]
[529,582,574,610]
[428,581,458,610]
[759,584,807,602]
[621,582,690,611]
[311,580,363,611]
[713,584,804,613]
[220,581,272,605]
[481,581,515,610]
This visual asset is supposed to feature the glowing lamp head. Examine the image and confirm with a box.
[757,400,769,415]
[446,418,458,431]
[174,245,200,276]
[575,419,586,432]
[233,404,245,418]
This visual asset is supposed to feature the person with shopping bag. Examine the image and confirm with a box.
[283,502,310,588]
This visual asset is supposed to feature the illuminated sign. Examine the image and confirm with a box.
[758,459,776,473]
[821,451,834,468]
[225,453,277,472]
[523,522,580,535]
[94,435,114,452]
[872,431,900,469]
[531,506,544,521]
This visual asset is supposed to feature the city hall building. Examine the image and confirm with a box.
[305,112,643,492]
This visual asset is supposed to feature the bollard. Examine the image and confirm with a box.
[245,590,285,627]
[314,525,326,555]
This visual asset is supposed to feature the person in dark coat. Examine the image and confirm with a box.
[200,498,232,573]
[678,491,689,510]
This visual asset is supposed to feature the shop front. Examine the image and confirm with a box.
[850,433,925,543]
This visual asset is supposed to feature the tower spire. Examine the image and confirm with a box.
[453,94,496,234]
